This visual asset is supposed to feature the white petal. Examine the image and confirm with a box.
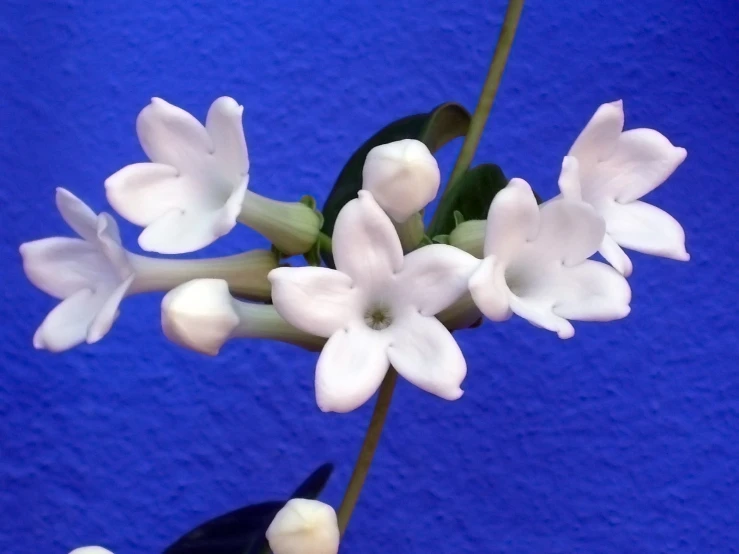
[269,266,360,338]
[530,200,605,266]
[20,237,108,298]
[87,275,135,344]
[600,200,689,262]
[394,244,480,316]
[361,139,440,222]
[468,255,512,321]
[69,548,115,554]
[205,96,249,184]
[508,294,575,339]
[161,279,240,355]
[33,289,102,352]
[137,184,245,254]
[136,97,213,169]
[483,178,539,262]
[568,100,624,175]
[315,325,390,413]
[95,213,130,274]
[599,234,633,277]
[332,191,403,289]
[105,163,185,226]
[557,156,582,201]
[56,188,98,242]
[388,311,466,400]
[552,261,631,322]
[266,499,339,554]
[597,129,687,204]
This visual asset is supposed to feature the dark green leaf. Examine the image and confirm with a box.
[428,164,508,237]
[163,464,334,554]
[321,103,470,267]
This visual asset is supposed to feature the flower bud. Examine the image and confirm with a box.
[69,548,114,554]
[266,499,340,554]
[362,139,440,222]
[161,279,240,355]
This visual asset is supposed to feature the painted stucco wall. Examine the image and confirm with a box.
[1,1,738,552]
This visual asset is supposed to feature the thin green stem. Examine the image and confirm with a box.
[336,368,398,536]
[317,231,333,253]
[429,0,525,231]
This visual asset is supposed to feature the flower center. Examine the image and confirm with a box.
[363,303,394,331]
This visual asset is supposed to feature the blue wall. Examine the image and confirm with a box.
[2,1,738,552]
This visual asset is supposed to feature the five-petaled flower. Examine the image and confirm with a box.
[562,100,689,276]
[105,96,249,254]
[269,191,480,412]
[20,189,136,352]
[468,178,631,339]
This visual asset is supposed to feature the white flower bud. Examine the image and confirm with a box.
[161,279,240,355]
[266,499,340,554]
[362,139,440,222]
[69,548,114,554]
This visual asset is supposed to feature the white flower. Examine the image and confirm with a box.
[468,178,631,339]
[105,96,249,254]
[20,188,136,352]
[269,191,479,412]
[562,100,689,276]
[161,279,324,355]
[362,139,440,222]
[266,499,339,554]
[69,548,114,554]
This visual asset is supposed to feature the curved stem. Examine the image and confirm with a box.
[336,368,398,536]
[429,0,525,231]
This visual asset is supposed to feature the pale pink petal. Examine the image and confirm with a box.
[531,200,605,266]
[269,267,360,338]
[508,295,575,339]
[483,178,539,263]
[387,311,466,401]
[332,191,403,289]
[205,96,249,184]
[394,244,480,316]
[551,261,631,322]
[599,234,633,277]
[33,289,101,352]
[315,325,390,413]
[600,200,689,261]
[557,156,582,201]
[568,100,624,175]
[56,188,98,242]
[87,275,135,344]
[468,255,512,321]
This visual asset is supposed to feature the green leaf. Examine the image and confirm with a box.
[163,463,334,554]
[428,164,509,237]
[321,102,471,267]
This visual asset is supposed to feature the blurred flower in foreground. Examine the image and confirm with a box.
[468,178,631,338]
[69,548,114,554]
[266,499,340,554]
[563,100,689,276]
[269,191,479,412]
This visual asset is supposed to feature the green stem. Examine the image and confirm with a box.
[317,231,333,253]
[428,0,525,232]
[336,368,398,536]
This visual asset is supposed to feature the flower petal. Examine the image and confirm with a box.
[468,255,512,321]
[87,275,135,344]
[205,96,249,184]
[266,499,340,554]
[315,325,390,413]
[69,548,115,554]
[332,190,403,289]
[600,200,690,262]
[105,163,184,226]
[56,188,98,242]
[269,266,360,338]
[599,234,633,277]
[568,100,624,175]
[20,237,108,298]
[551,261,631,322]
[532,200,605,266]
[387,311,466,401]
[136,97,213,169]
[557,156,582,201]
[483,178,539,262]
[508,294,575,339]
[598,129,687,204]
[33,289,101,352]
[394,244,480,316]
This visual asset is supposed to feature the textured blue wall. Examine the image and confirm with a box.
[2,1,738,552]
